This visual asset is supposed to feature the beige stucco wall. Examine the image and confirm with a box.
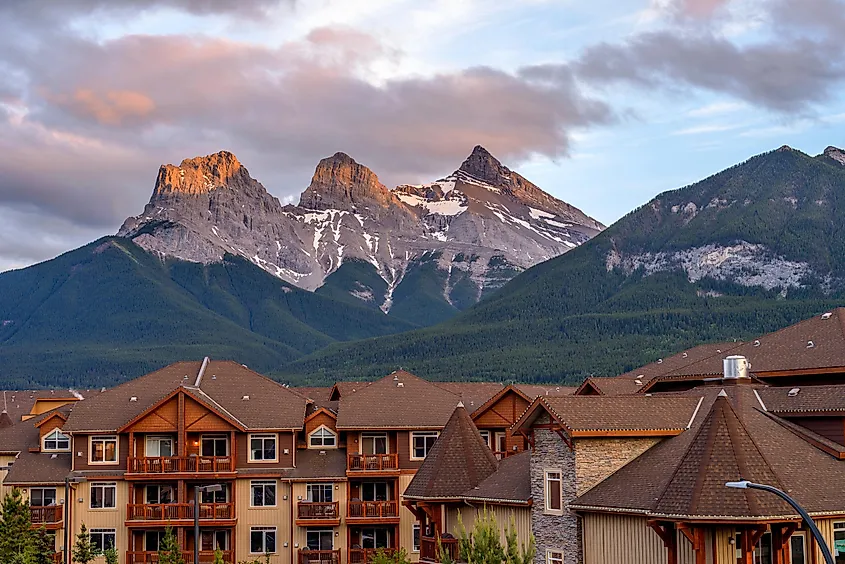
[290,480,348,560]
[235,478,293,564]
[574,438,661,496]
[70,480,129,564]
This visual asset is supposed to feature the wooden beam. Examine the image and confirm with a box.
[648,520,677,564]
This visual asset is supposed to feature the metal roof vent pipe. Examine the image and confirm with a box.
[723,355,750,380]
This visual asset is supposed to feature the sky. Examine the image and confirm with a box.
[1,0,844,272]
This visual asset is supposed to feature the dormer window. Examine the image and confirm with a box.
[309,426,337,448]
[42,429,70,452]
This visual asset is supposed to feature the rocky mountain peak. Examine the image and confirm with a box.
[299,152,398,211]
[823,146,845,165]
[153,150,246,199]
[458,145,510,186]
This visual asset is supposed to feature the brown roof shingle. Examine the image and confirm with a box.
[758,384,845,414]
[460,451,531,504]
[5,452,71,485]
[533,396,701,434]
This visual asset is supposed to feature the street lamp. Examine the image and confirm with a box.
[725,480,834,564]
[194,484,223,564]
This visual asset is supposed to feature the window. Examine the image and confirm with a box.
[753,532,773,564]
[309,427,337,448]
[201,435,228,457]
[479,430,491,449]
[202,531,229,551]
[361,528,390,549]
[250,527,277,554]
[361,433,388,455]
[90,529,116,553]
[494,432,507,454]
[306,529,333,551]
[145,436,173,457]
[251,481,277,507]
[546,550,563,564]
[544,470,562,512]
[90,483,117,509]
[361,482,389,502]
[201,486,228,504]
[411,431,439,460]
[250,434,277,462]
[834,522,845,564]
[307,483,333,503]
[413,524,420,553]
[145,484,174,504]
[145,531,166,552]
[30,488,57,506]
[43,429,70,451]
[790,534,806,564]
[90,436,118,463]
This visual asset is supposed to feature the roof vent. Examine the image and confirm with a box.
[682,352,688,358]
[657,359,663,364]
[51,454,57,459]
[393,373,399,381]
[716,349,722,354]
[788,388,800,397]
[211,375,217,380]
[723,355,750,379]
[457,401,464,408]
[242,395,250,400]
[635,379,643,386]
[129,396,138,402]
[100,387,106,393]
[822,312,833,320]
[753,340,761,347]
[807,340,815,348]
[319,450,327,455]
[397,382,404,388]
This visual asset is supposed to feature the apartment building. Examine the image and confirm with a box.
[0,364,553,564]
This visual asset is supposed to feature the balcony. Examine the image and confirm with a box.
[127,456,234,475]
[347,501,399,523]
[126,502,234,522]
[420,537,460,563]
[347,454,399,474]
[348,548,396,564]
[126,551,233,564]
[30,506,62,525]
[296,502,341,526]
[298,549,341,564]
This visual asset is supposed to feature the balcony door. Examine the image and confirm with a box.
[30,488,57,506]
[201,435,228,457]
[307,484,333,503]
[145,485,175,505]
[360,528,390,549]
[145,531,167,552]
[146,436,174,457]
[361,482,389,502]
[361,433,387,455]
[201,530,229,551]
[307,530,334,551]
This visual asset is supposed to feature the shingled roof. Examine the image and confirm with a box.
[758,384,845,414]
[572,386,845,519]
[460,451,531,505]
[336,371,460,429]
[403,403,499,500]
[64,360,308,432]
[5,452,71,485]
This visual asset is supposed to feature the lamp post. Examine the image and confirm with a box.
[725,480,834,564]
[194,484,223,564]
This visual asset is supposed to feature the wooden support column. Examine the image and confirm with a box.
[648,521,677,564]
[772,523,798,564]
[230,430,236,468]
[178,392,186,457]
[678,523,706,564]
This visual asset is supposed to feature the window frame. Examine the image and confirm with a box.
[90,482,117,510]
[249,433,278,463]
[200,434,229,457]
[306,483,333,503]
[305,529,334,551]
[90,528,116,553]
[309,426,338,449]
[361,482,390,502]
[89,435,118,464]
[250,480,278,508]
[789,533,806,564]
[412,524,421,553]
[478,430,492,450]
[145,484,175,505]
[145,435,174,458]
[494,432,508,454]
[410,431,439,461]
[29,487,58,507]
[544,469,563,514]
[250,527,277,554]
[546,550,563,564]
[361,433,388,455]
[42,429,70,452]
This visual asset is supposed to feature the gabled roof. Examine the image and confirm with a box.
[757,384,845,414]
[403,403,499,500]
[336,370,460,429]
[329,381,371,401]
[470,384,532,419]
[618,342,741,383]
[461,451,531,505]
[433,382,507,413]
[64,360,308,432]
[575,377,643,396]
[572,386,845,520]
[515,395,702,437]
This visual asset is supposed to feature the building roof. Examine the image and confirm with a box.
[516,395,702,436]
[0,404,74,454]
[575,377,644,396]
[64,360,308,432]
[336,371,461,429]
[617,342,741,383]
[4,452,71,485]
[460,451,531,504]
[515,384,576,398]
[285,448,347,479]
[572,385,845,520]
[757,385,845,414]
[433,382,506,413]
[403,403,499,500]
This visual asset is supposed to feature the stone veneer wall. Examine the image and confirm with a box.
[574,438,660,496]
[530,414,581,564]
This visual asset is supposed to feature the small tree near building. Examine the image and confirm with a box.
[0,487,35,564]
[103,546,119,564]
[33,527,57,564]
[72,524,98,564]
[456,507,535,564]
[157,526,184,564]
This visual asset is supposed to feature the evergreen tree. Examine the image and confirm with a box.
[157,526,184,564]
[103,546,119,564]
[504,517,535,564]
[32,527,56,564]
[0,487,35,564]
[212,547,225,564]
[71,524,97,564]
[456,508,504,564]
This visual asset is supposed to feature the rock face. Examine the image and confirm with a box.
[119,147,604,313]
[822,146,845,166]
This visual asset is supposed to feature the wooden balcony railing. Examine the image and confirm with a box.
[126,551,233,564]
[126,502,234,521]
[298,549,341,564]
[348,548,396,564]
[127,456,233,474]
[347,453,398,472]
[347,500,399,519]
[30,506,63,524]
[492,451,517,460]
[297,501,339,520]
[420,537,460,563]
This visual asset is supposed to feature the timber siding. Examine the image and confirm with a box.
[530,414,580,564]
